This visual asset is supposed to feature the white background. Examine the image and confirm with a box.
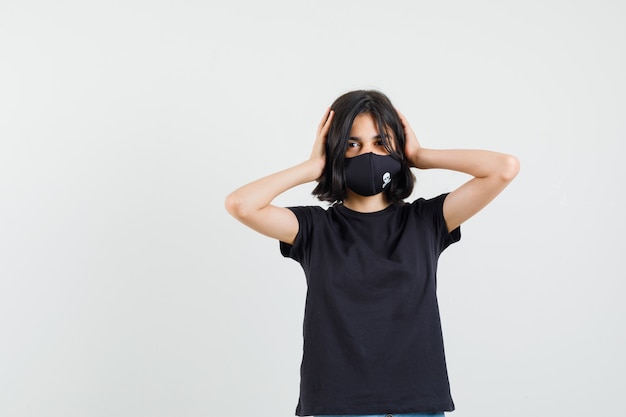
[1,1,625,416]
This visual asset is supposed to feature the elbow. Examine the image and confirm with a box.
[500,155,520,182]
[224,192,248,220]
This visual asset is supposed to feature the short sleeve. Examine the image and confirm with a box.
[411,193,461,252]
[279,206,323,266]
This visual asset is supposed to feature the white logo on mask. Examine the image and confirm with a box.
[382,172,391,188]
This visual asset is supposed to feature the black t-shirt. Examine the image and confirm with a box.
[280,194,461,416]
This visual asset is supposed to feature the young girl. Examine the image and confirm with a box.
[225,90,519,417]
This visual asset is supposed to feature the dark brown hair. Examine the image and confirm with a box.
[312,90,415,203]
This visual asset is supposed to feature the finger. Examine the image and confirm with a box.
[396,110,413,133]
[322,110,334,133]
[317,110,334,138]
[317,107,332,131]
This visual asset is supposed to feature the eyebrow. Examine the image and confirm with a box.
[348,134,385,141]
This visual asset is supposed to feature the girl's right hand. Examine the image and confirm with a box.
[225,107,335,245]
[309,107,334,179]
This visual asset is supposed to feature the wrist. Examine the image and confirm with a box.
[303,158,325,182]
[407,147,426,169]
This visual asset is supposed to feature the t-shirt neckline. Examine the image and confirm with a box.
[335,202,398,217]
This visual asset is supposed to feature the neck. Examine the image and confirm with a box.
[342,191,392,213]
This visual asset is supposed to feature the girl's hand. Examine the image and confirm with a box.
[310,107,334,178]
[396,109,421,168]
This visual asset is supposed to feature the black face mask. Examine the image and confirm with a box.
[344,152,402,197]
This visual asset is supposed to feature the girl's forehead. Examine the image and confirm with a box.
[349,113,394,139]
[350,113,377,130]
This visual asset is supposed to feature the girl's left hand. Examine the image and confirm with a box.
[396,109,421,168]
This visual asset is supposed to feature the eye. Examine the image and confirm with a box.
[347,141,359,148]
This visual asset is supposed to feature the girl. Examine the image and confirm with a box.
[225,90,519,417]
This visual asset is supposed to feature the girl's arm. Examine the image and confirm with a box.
[398,111,520,232]
[224,109,334,244]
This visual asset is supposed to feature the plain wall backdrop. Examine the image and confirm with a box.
[1,1,625,416]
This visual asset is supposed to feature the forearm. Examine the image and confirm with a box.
[225,159,321,219]
[411,148,519,181]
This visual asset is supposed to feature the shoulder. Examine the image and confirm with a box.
[280,205,333,260]
[407,193,449,216]
[408,193,461,245]
[285,204,331,227]
[287,204,328,218]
